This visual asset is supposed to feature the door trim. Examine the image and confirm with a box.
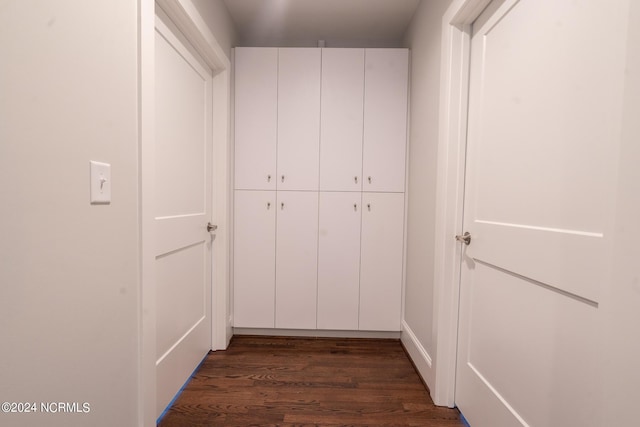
[140,0,231,424]
[432,0,491,408]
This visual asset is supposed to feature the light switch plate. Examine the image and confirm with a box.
[90,161,111,204]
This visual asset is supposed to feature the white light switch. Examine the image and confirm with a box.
[90,161,111,204]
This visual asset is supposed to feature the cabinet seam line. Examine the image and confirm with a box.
[358,49,367,329]
[315,49,322,330]
[274,48,279,328]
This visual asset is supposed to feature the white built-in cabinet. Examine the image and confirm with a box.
[234,47,408,332]
[234,47,321,191]
[233,190,319,329]
[317,192,405,332]
[319,49,365,191]
[317,192,362,330]
[362,49,409,193]
[234,48,277,190]
[277,49,321,191]
[233,190,276,327]
[275,191,319,329]
[359,192,405,331]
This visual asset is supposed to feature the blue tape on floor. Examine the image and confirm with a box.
[156,353,209,425]
[461,412,472,427]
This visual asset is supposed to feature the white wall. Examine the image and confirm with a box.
[0,2,139,426]
[400,0,453,388]
[190,0,238,59]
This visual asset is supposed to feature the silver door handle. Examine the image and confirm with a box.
[207,222,217,232]
[455,232,471,245]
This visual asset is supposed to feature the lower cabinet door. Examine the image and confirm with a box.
[317,192,362,330]
[275,191,319,329]
[233,190,276,327]
[360,192,405,331]
[318,192,362,330]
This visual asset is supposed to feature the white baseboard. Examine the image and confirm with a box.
[233,327,401,340]
[401,320,435,392]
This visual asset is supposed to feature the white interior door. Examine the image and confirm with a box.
[456,1,621,426]
[155,10,213,418]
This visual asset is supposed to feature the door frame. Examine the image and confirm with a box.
[139,0,232,424]
[431,0,491,408]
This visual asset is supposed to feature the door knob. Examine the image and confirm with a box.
[207,222,217,232]
[455,232,471,245]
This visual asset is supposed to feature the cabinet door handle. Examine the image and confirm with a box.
[281,175,285,183]
[267,174,271,182]
[367,203,371,211]
[354,176,358,184]
[368,176,372,184]
[267,202,271,209]
[281,202,284,210]
[354,203,357,211]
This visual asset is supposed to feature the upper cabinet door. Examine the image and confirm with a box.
[320,49,365,192]
[277,48,321,191]
[235,48,278,190]
[362,49,409,193]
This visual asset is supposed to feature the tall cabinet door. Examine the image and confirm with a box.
[362,49,409,193]
[235,48,278,190]
[233,190,276,327]
[319,49,365,192]
[275,191,319,329]
[317,192,362,330]
[277,48,321,191]
[359,192,405,331]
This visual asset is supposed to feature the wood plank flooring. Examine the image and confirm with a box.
[158,335,465,426]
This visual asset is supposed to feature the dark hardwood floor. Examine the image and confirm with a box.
[158,335,465,426]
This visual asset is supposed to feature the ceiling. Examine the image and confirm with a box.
[223,0,421,48]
